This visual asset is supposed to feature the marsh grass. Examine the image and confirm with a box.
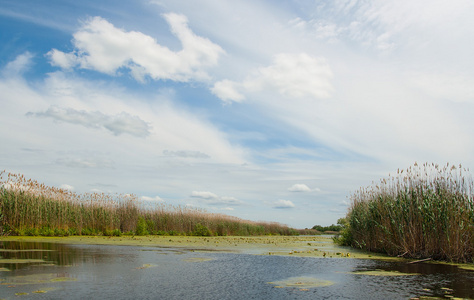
[0,172,296,237]
[341,163,474,263]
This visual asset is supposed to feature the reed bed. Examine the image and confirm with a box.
[340,163,474,263]
[0,172,297,237]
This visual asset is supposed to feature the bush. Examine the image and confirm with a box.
[135,217,149,236]
[193,223,212,236]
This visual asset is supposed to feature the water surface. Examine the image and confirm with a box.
[0,241,473,299]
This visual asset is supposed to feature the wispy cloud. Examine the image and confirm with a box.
[2,52,34,77]
[163,150,210,159]
[27,106,151,137]
[191,191,243,206]
[47,13,224,82]
[55,157,115,169]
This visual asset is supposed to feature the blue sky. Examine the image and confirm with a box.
[1,0,474,228]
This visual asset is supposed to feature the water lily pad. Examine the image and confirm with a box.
[268,276,334,288]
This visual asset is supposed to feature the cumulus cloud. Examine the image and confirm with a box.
[47,13,224,82]
[273,199,295,209]
[27,106,151,137]
[288,184,311,192]
[212,53,333,103]
[163,150,210,159]
[60,184,74,191]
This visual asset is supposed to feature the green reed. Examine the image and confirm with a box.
[340,163,474,263]
[0,171,296,237]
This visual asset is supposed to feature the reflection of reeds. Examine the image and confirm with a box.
[0,172,296,237]
[344,163,474,263]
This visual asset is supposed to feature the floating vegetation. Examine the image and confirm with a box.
[0,258,46,264]
[135,263,158,269]
[351,269,419,276]
[268,276,334,289]
[1,273,76,285]
[0,267,10,272]
[14,292,28,296]
[182,257,213,263]
[456,264,474,271]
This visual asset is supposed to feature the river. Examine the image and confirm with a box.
[0,239,473,299]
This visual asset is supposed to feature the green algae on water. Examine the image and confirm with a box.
[182,257,213,262]
[351,269,419,276]
[1,273,76,285]
[268,276,334,288]
[0,258,46,264]
[135,263,158,269]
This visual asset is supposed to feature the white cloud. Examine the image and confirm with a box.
[210,79,245,104]
[212,53,333,103]
[141,196,164,202]
[55,157,115,169]
[27,106,151,137]
[191,191,218,199]
[47,49,78,70]
[2,51,34,77]
[288,184,311,192]
[163,150,210,159]
[47,13,224,82]
[273,199,295,209]
[191,191,243,206]
[60,184,74,191]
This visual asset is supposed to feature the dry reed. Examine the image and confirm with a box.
[0,171,296,237]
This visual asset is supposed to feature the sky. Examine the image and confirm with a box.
[1,0,474,228]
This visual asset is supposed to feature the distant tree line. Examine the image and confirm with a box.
[312,219,344,232]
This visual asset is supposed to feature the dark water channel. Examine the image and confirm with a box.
[0,241,473,299]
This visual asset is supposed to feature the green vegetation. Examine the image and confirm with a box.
[336,163,474,263]
[312,220,344,233]
[0,172,297,237]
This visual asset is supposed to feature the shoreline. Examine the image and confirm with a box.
[0,235,396,260]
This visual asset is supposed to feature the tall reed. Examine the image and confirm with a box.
[0,171,296,237]
[341,163,474,263]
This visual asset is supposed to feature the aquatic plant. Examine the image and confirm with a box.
[0,171,296,237]
[340,163,474,263]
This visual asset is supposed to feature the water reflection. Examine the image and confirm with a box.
[0,241,473,299]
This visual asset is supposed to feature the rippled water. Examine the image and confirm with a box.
[0,241,473,299]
